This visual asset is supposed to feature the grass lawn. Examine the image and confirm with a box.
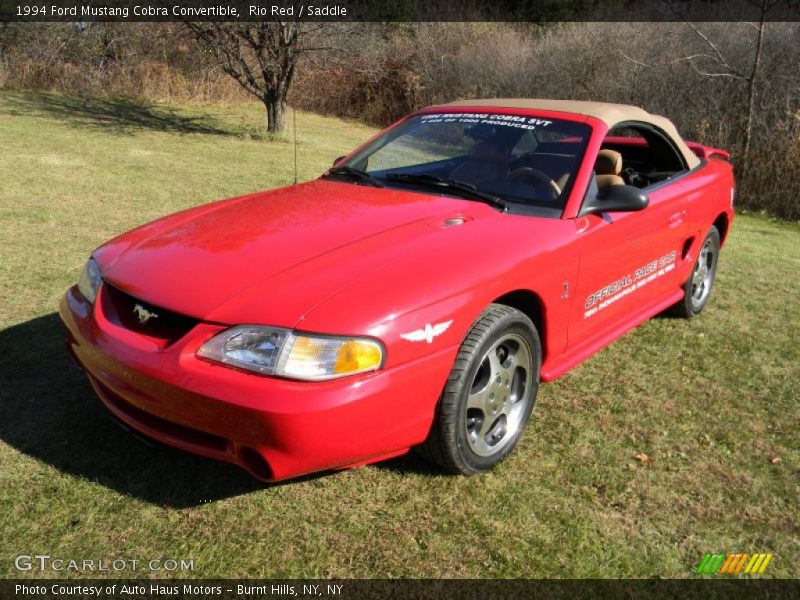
[0,90,797,579]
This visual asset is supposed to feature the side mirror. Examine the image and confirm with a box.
[332,155,346,166]
[579,184,649,217]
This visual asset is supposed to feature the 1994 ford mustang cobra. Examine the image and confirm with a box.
[60,99,735,481]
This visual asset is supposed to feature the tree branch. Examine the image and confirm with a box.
[184,22,332,132]
[617,49,747,80]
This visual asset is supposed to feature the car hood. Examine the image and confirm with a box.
[101,179,483,326]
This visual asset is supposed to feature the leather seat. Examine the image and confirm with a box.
[595,149,624,194]
[595,148,623,175]
[449,141,509,186]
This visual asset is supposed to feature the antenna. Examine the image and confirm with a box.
[293,106,298,185]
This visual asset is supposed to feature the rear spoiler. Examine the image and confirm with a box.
[685,141,730,161]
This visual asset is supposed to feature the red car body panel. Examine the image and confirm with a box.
[61,288,451,480]
[60,103,734,481]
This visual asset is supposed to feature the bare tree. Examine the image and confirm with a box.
[678,1,777,168]
[185,22,328,133]
[619,0,779,173]
[740,0,775,166]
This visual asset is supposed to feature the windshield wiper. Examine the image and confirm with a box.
[324,166,384,188]
[385,173,508,211]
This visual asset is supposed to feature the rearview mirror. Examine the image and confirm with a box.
[579,184,649,217]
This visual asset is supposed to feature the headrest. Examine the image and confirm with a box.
[595,149,623,175]
[596,173,625,193]
[469,141,507,163]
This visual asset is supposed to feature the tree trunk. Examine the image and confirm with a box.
[742,1,768,173]
[264,96,287,134]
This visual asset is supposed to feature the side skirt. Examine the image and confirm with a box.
[540,287,684,382]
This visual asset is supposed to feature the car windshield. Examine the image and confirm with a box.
[333,112,592,216]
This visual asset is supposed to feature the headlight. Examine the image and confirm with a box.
[197,326,384,381]
[77,257,102,304]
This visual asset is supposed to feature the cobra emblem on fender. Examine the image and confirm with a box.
[400,320,453,344]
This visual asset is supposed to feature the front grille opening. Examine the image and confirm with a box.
[95,377,229,456]
[101,284,199,346]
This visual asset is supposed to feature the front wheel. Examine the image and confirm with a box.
[671,225,721,318]
[418,304,541,475]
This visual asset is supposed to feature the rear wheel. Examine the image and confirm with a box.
[671,225,720,318]
[418,304,540,475]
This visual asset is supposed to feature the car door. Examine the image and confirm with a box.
[568,173,689,349]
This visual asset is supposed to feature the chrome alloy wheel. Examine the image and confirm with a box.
[691,238,716,309]
[465,333,533,457]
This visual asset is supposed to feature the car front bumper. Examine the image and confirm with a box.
[59,286,455,481]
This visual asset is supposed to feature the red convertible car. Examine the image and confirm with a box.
[60,99,734,481]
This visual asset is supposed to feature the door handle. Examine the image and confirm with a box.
[669,210,686,226]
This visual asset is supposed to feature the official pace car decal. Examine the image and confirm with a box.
[583,251,677,319]
[400,320,454,344]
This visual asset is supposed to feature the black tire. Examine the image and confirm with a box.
[418,304,541,475]
[670,225,721,318]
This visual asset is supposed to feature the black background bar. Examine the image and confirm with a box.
[2,0,800,23]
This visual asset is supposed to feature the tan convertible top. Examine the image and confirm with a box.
[434,98,700,168]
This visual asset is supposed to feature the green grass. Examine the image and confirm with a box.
[0,90,798,579]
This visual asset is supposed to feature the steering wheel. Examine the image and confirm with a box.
[622,167,647,188]
[507,168,561,200]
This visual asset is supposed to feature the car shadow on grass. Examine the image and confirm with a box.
[0,90,234,137]
[372,451,446,477]
[0,312,278,507]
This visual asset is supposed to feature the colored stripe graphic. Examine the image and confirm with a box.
[707,553,725,573]
[719,553,738,573]
[757,554,773,574]
[732,553,749,573]
[744,553,774,574]
[696,554,712,573]
[697,553,726,574]
[744,554,762,574]
[697,553,773,574]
